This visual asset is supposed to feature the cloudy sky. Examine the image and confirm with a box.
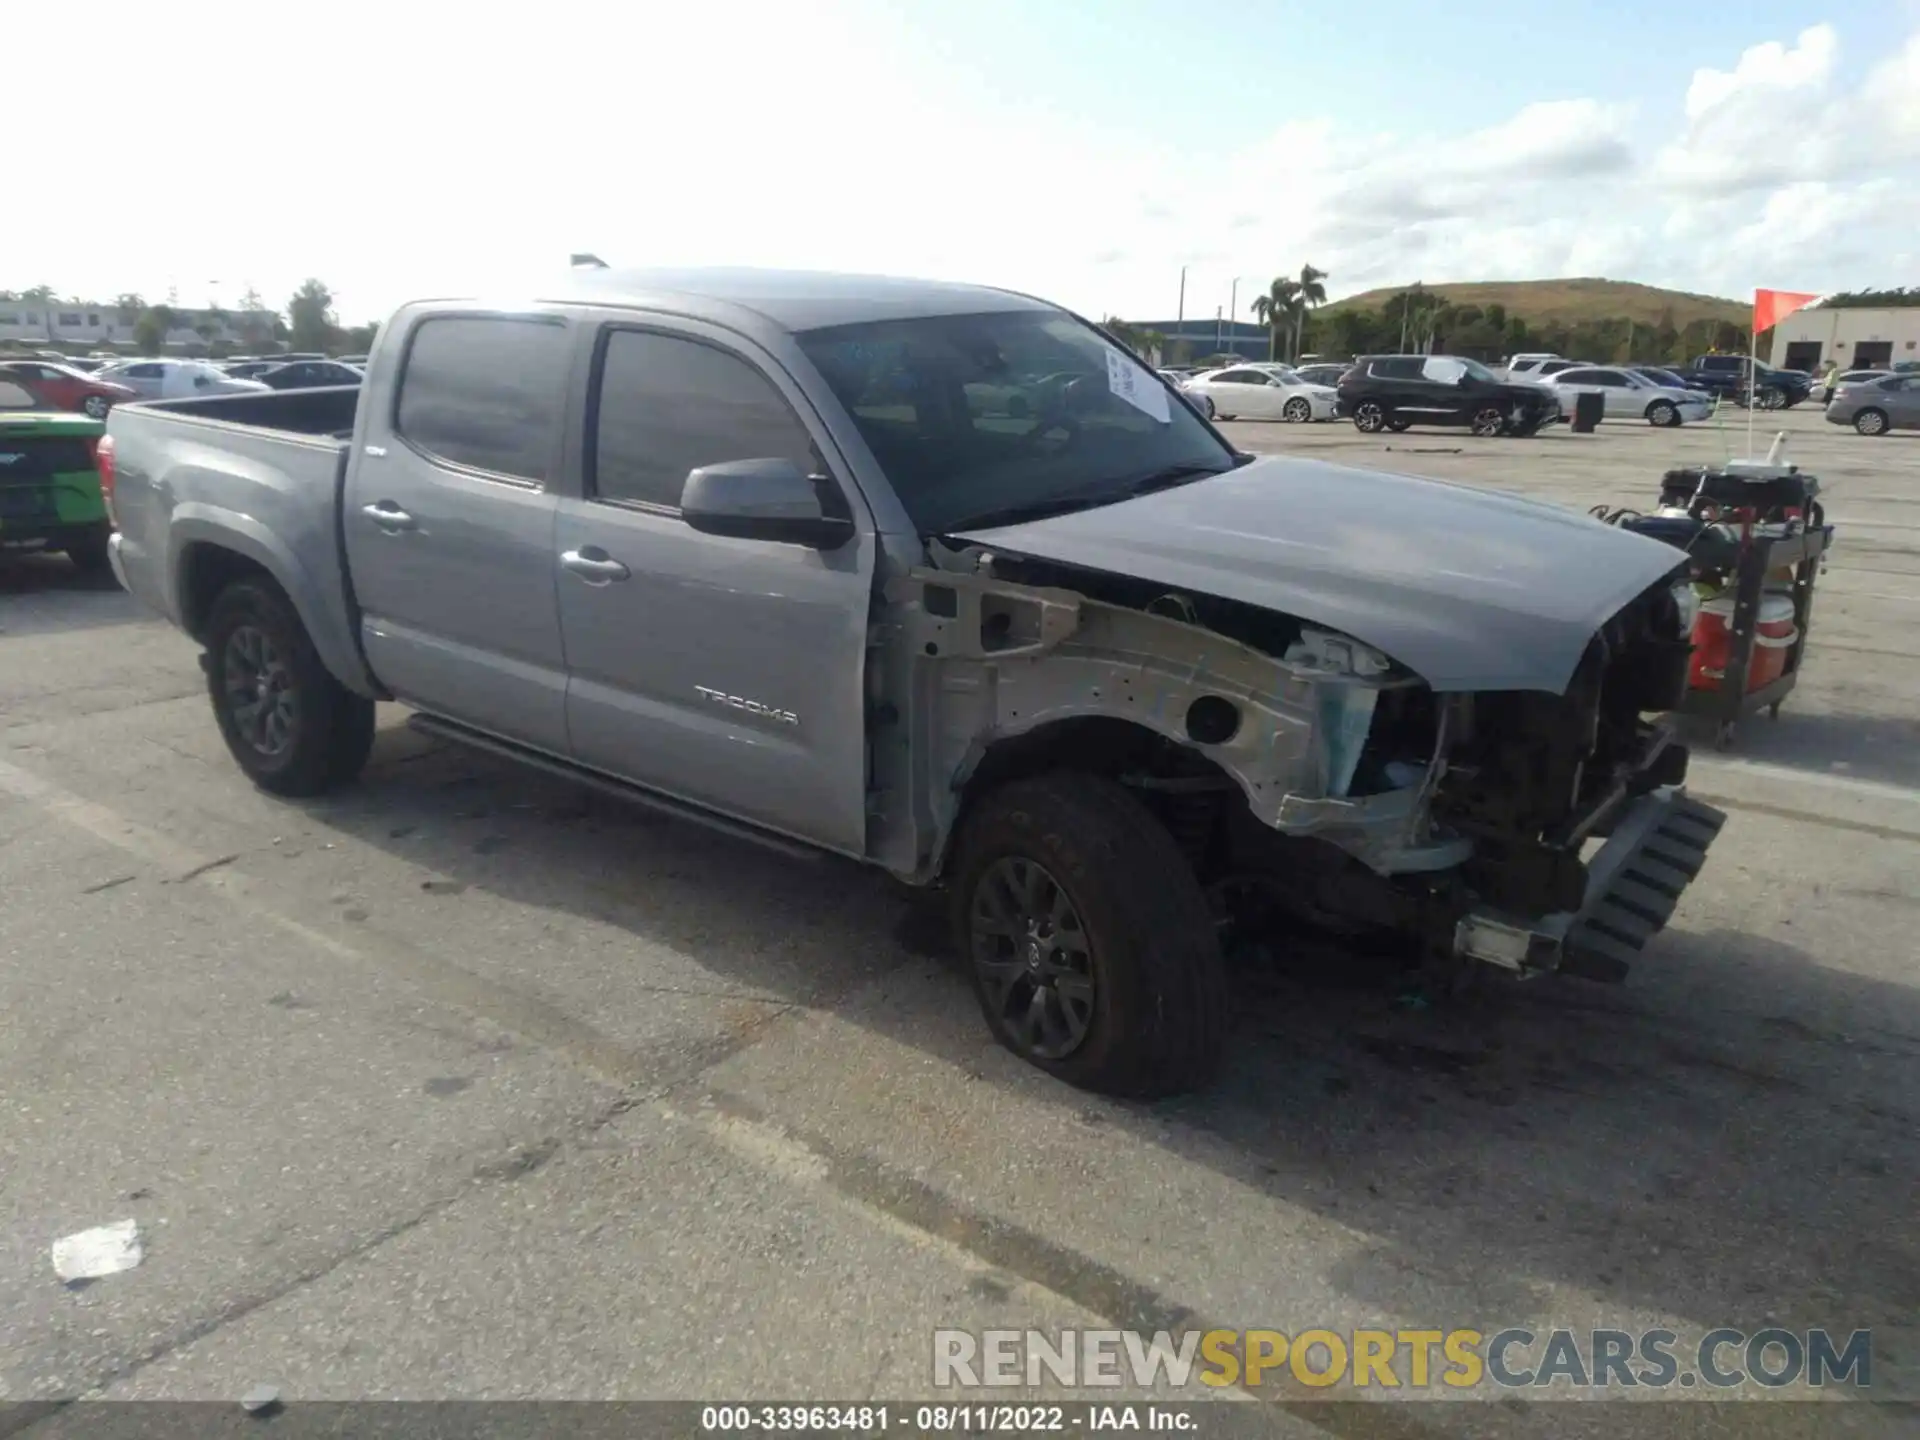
[10,1,1917,325]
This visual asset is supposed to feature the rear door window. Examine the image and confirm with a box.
[394,316,570,483]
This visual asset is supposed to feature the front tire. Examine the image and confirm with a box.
[1282,396,1312,423]
[1353,400,1388,433]
[1756,387,1786,410]
[82,394,111,419]
[1855,408,1890,436]
[1470,405,1507,437]
[949,773,1227,1097]
[1647,400,1681,427]
[205,578,376,796]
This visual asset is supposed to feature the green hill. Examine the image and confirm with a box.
[1322,278,1749,329]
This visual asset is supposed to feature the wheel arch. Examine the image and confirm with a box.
[935,714,1243,883]
[168,511,379,698]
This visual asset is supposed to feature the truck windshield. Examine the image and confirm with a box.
[797,310,1236,535]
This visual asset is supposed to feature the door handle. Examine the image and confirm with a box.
[561,548,631,584]
[361,501,415,532]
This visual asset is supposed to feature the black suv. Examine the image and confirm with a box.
[1336,354,1560,436]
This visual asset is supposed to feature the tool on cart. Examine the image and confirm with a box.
[1590,434,1834,748]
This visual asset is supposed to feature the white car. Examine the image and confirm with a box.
[1181,364,1338,422]
[1537,365,1714,427]
[94,359,273,401]
[1503,353,1563,381]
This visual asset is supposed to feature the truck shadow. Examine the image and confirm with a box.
[303,718,1920,1388]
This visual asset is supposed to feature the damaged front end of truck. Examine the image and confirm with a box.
[881,457,1725,984]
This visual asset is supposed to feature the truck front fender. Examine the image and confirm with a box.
[168,505,380,699]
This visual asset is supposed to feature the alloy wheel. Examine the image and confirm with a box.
[1354,401,1386,433]
[969,855,1096,1060]
[223,625,298,757]
[1283,397,1311,423]
[1471,407,1507,437]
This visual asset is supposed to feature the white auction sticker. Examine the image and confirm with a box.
[1105,349,1171,423]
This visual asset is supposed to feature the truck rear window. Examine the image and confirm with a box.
[394,316,568,483]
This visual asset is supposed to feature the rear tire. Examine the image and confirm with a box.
[949,773,1227,1097]
[1647,400,1681,427]
[1855,408,1890,436]
[204,578,375,796]
[62,526,114,575]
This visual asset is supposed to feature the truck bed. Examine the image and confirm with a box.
[136,385,361,441]
[105,386,377,697]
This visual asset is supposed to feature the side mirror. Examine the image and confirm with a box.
[680,457,855,550]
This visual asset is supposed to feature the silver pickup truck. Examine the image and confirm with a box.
[105,267,1724,1096]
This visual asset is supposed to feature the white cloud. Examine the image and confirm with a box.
[2,6,1914,326]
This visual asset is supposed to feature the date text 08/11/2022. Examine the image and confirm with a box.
[700,1404,1195,1432]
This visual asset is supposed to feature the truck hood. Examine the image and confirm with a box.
[954,455,1686,694]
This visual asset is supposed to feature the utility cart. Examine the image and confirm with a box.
[1594,455,1834,748]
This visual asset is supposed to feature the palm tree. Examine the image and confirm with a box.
[1249,278,1300,362]
[1292,264,1328,361]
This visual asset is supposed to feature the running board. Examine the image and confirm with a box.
[1559,789,1727,982]
[404,712,826,865]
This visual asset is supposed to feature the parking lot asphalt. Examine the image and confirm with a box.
[2,405,1917,1435]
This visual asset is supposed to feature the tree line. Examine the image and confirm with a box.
[1104,270,1758,369]
[1,279,378,357]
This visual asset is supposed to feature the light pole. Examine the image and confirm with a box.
[1177,265,1187,328]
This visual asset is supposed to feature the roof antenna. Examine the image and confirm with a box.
[570,252,609,269]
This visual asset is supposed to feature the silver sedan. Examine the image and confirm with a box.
[1826,373,1920,435]
[94,360,272,401]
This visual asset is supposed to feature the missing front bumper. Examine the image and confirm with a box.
[1454,786,1727,980]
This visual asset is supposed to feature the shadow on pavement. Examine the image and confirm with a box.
[287,718,1920,1409]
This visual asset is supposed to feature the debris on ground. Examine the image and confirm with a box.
[242,1384,283,1416]
[51,1219,143,1283]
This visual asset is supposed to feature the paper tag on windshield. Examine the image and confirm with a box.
[1106,349,1172,423]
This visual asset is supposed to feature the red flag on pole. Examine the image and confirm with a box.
[1753,289,1821,334]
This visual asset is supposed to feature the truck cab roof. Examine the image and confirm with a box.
[537,266,1053,334]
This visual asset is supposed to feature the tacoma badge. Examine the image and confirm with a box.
[694,685,800,726]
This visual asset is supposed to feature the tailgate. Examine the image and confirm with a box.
[0,431,102,528]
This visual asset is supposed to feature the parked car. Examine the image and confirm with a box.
[0,378,112,572]
[1535,366,1714,427]
[104,267,1722,1096]
[1684,356,1810,410]
[1817,369,1890,406]
[66,358,112,374]
[336,354,371,367]
[0,359,138,419]
[1825,372,1920,435]
[1502,353,1562,381]
[95,360,272,400]
[1292,362,1350,387]
[221,361,281,379]
[1336,354,1561,435]
[254,360,367,390]
[1181,365,1336,422]
[1628,366,1709,393]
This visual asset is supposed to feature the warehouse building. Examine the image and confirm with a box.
[1769,305,1920,372]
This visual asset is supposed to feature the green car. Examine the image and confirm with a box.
[0,376,112,573]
